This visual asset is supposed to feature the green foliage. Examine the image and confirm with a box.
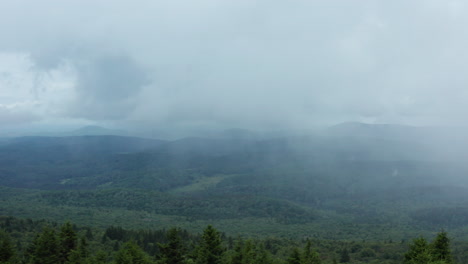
[5,134,468,241]
[0,230,15,262]
[93,250,109,264]
[115,241,153,264]
[30,227,60,264]
[67,237,89,264]
[253,243,271,264]
[287,247,301,264]
[195,226,225,264]
[59,221,78,263]
[404,237,431,264]
[431,231,453,264]
[359,247,376,258]
[404,233,454,264]
[0,216,465,264]
[230,240,243,264]
[229,239,271,264]
[303,240,321,264]
[339,248,350,263]
[157,228,186,264]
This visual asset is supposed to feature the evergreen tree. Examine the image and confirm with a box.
[68,250,87,264]
[303,240,321,264]
[158,228,186,264]
[339,248,350,263]
[31,227,60,264]
[230,239,270,264]
[195,225,225,264]
[115,240,152,264]
[430,231,453,264]
[93,250,109,264]
[0,230,15,263]
[242,239,256,264]
[254,243,271,264]
[78,236,89,259]
[67,237,89,264]
[287,247,301,264]
[404,237,432,264]
[59,221,78,264]
[230,239,244,264]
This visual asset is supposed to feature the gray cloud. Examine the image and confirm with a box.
[1,0,468,131]
[0,106,40,125]
[68,55,150,120]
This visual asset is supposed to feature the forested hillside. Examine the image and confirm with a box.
[0,216,463,263]
[1,126,468,243]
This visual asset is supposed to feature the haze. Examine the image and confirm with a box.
[1,0,467,136]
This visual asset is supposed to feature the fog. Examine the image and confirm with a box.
[1,0,468,136]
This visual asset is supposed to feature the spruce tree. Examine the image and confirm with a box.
[158,228,186,264]
[59,221,78,264]
[254,243,271,264]
[93,250,109,264]
[303,240,321,264]
[115,240,152,264]
[404,237,431,264]
[31,227,60,264]
[430,231,453,264]
[231,239,244,264]
[0,230,15,263]
[195,225,225,264]
[67,237,89,264]
[287,247,301,264]
[242,239,256,264]
[339,248,350,263]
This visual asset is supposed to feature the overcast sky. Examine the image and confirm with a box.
[1,0,468,135]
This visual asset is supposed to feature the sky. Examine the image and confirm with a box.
[1,0,468,136]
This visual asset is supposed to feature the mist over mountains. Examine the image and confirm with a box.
[3,1,468,262]
[1,122,468,240]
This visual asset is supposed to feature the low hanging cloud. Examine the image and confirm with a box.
[67,55,150,120]
[0,105,41,125]
[1,0,468,131]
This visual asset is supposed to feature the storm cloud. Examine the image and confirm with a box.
[1,0,468,132]
[67,55,150,120]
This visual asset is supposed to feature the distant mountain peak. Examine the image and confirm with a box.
[326,122,419,139]
[76,125,106,130]
[65,126,128,136]
[329,122,414,131]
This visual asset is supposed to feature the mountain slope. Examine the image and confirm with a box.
[1,127,468,238]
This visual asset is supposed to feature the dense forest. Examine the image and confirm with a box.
[1,131,468,239]
[2,126,468,263]
[0,216,461,263]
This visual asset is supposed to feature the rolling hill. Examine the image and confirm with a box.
[1,123,468,239]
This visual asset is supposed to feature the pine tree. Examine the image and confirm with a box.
[303,240,321,264]
[115,240,152,264]
[242,239,256,264]
[59,221,78,264]
[31,227,60,264]
[430,231,453,264]
[339,248,350,263]
[0,230,15,263]
[287,247,301,264]
[230,239,244,264]
[195,225,225,264]
[254,243,271,264]
[92,250,108,264]
[158,228,186,264]
[67,237,89,264]
[404,237,431,264]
